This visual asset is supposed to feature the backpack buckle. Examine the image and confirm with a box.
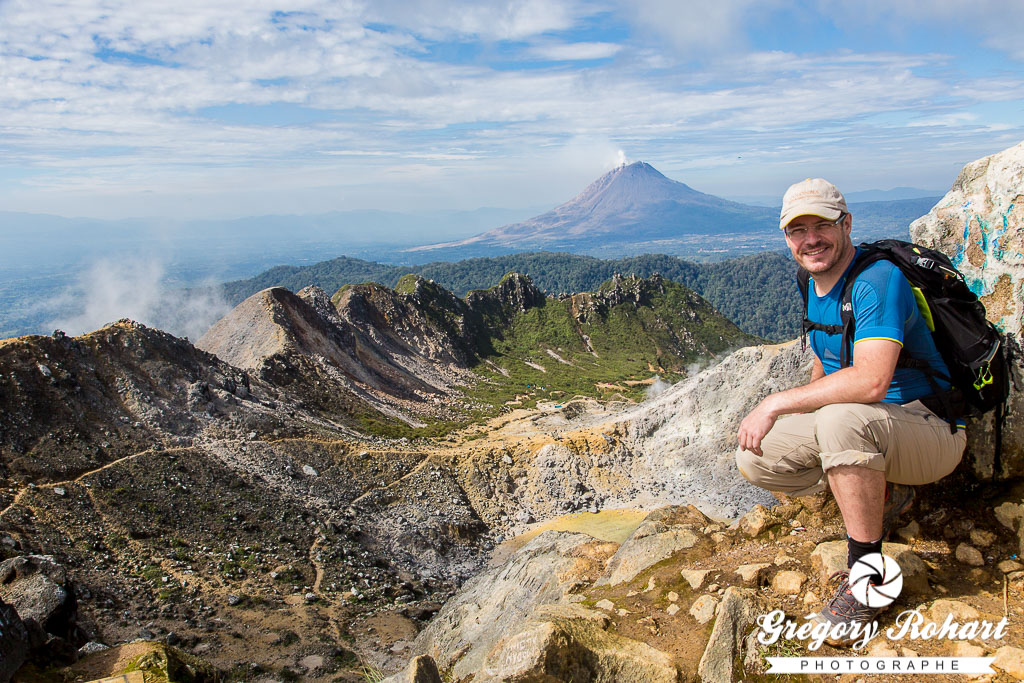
[974,365,994,390]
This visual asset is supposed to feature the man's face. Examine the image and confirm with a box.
[784,213,853,275]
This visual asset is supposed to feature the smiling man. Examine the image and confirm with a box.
[734,178,967,644]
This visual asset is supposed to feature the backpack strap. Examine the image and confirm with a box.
[797,267,844,352]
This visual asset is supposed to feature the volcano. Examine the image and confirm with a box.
[417,162,776,251]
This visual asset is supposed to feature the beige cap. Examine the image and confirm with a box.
[779,178,848,230]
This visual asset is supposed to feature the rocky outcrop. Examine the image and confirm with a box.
[478,603,679,682]
[597,505,709,586]
[412,531,615,680]
[606,342,808,518]
[697,587,760,683]
[910,140,1024,479]
[0,597,28,681]
[911,141,1024,335]
[0,555,82,664]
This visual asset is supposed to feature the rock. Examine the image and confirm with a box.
[666,591,678,602]
[999,559,1024,574]
[227,594,241,606]
[896,520,921,542]
[477,603,677,683]
[956,543,985,567]
[697,587,758,683]
[680,569,711,590]
[410,532,613,681]
[689,595,719,625]
[301,464,319,477]
[911,142,1024,480]
[738,505,782,538]
[596,507,703,586]
[772,571,806,595]
[994,646,1024,679]
[970,529,997,548]
[810,541,929,594]
[954,641,986,658]
[930,599,981,623]
[0,597,28,682]
[734,563,770,585]
[78,641,109,656]
[0,555,80,658]
[666,604,680,616]
[595,599,615,612]
[802,590,818,607]
[868,639,898,657]
[995,502,1024,531]
[381,655,443,683]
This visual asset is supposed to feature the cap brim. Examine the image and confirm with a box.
[779,205,843,230]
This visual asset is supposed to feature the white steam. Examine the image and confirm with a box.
[645,374,672,399]
[615,149,629,167]
[48,259,230,341]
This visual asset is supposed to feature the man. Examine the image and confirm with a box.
[735,178,967,641]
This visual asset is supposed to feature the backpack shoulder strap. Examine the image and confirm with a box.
[797,267,845,351]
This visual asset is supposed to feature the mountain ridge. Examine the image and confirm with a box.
[414,161,777,250]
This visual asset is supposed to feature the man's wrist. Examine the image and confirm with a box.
[760,393,784,419]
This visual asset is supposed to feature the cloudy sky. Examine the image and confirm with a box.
[2,0,1023,219]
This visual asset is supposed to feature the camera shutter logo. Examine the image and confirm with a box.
[849,553,903,608]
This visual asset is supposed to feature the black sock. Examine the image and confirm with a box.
[848,535,883,582]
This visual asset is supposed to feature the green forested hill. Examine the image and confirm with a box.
[221,250,802,342]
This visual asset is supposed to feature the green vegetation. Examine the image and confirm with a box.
[222,250,801,341]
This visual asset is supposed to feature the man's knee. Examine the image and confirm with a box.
[735,447,825,496]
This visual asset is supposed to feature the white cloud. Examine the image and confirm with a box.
[527,41,622,61]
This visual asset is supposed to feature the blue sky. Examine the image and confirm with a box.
[1,0,1022,219]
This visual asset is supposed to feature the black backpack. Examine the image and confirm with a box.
[797,240,1010,443]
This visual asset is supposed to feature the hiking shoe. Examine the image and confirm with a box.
[808,570,885,647]
[881,483,915,540]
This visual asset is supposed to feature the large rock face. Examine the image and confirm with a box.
[910,140,1024,478]
[911,141,1024,335]
[411,531,616,680]
[608,341,810,518]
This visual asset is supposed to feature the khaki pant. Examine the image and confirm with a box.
[735,401,967,496]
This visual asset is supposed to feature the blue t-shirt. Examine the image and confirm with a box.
[806,248,952,404]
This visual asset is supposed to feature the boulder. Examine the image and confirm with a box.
[477,603,678,683]
[994,645,1024,679]
[689,595,719,624]
[697,587,759,683]
[738,504,783,538]
[910,140,1024,479]
[381,655,443,683]
[0,597,28,682]
[680,569,712,590]
[410,531,611,680]
[772,571,806,595]
[955,543,985,567]
[0,555,81,661]
[596,506,703,586]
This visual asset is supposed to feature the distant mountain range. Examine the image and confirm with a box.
[412,162,777,252]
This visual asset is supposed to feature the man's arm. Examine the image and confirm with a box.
[737,339,900,456]
[809,355,825,383]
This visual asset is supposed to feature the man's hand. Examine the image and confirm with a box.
[737,398,778,457]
